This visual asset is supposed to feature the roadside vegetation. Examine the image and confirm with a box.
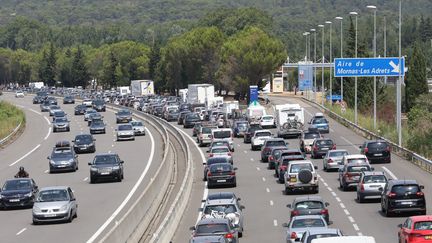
[0,101,25,141]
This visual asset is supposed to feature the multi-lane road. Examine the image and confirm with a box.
[0,93,164,243]
[172,95,432,243]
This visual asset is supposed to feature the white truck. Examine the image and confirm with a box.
[179,89,188,102]
[246,105,266,122]
[187,84,214,107]
[222,101,239,118]
[130,80,154,96]
[274,103,304,138]
[118,86,131,96]
[29,82,45,89]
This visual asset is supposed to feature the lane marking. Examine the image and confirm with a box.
[348,216,355,223]
[87,126,155,243]
[343,209,350,215]
[323,182,329,187]
[340,203,346,209]
[266,188,270,193]
[250,158,254,161]
[111,144,114,147]
[340,136,360,151]
[335,197,341,202]
[353,224,360,231]
[83,177,88,181]
[262,177,266,182]
[9,144,41,166]
[243,151,247,154]
[330,128,335,133]
[29,108,41,115]
[44,170,49,174]
[331,191,337,197]
[44,127,51,140]
[358,232,363,236]
[16,228,26,236]
[44,116,50,125]
[256,167,261,171]
[270,200,274,206]
[273,219,278,227]
[237,144,240,147]
[327,187,333,192]
[382,166,398,180]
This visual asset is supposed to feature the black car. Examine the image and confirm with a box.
[0,178,38,209]
[74,104,87,115]
[184,113,201,128]
[178,111,191,125]
[207,163,237,188]
[380,179,426,217]
[89,119,106,134]
[92,100,106,112]
[72,134,96,153]
[192,123,202,137]
[153,106,164,117]
[243,124,262,143]
[311,138,336,159]
[88,153,124,183]
[360,140,391,163]
[116,109,132,123]
[33,96,44,104]
[63,96,75,104]
[204,157,232,181]
[232,120,249,137]
[287,196,331,223]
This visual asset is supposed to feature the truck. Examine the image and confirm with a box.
[187,84,214,107]
[246,105,266,122]
[130,80,154,96]
[274,103,304,138]
[117,86,131,96]
[222,101,239,118]
[29,82,44,90]
[178,89,188,103]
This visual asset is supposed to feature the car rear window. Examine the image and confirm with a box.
[212,148,229,153]
[347,158,367,164]
[256,132,271,137]
[414,221,432,230]
[312,118,328,124]
[207,157,229,165]
[295,201,324,210]
[202,127,212,133]
[204,204,237,214]
[262,116,273,120]
[237,122,248,127]
[292,218,326,228]
[213,131,231,139]
[290,163,313,173]
[363,175,387,183]
[304,133,320,139]
[367,142,388,149]
[118,125,132,130]
[329,151,348,157]
[209,164,232,172]
[266,141,285,147]
[317,140,333,145]
[391,185,420,194]
[347,166,370,172]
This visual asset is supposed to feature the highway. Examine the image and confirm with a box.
[0,93,165,243]
[172,95,432,243]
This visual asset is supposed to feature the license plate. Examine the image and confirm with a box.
[400,201,413,205]
[321,147,329,150]
[374,153,383,156]
[9,199,20,202]
[425,235,432,240]
[217,180,226,182]
[290,178,297,182]
[45,214,57,217]
[101,172,110,175]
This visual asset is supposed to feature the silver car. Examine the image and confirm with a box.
[283,215,329,242]
[300,228,343,243]
[116,124,135,141]
[322,149,349,172]
[52,117,70,133]
[32,186,78,224]
[48,105,62,116]
[208,146,233,164]
[200,199,244,238]
[84,108,97,121]
[356,171,387,203]
[131,121,146,136]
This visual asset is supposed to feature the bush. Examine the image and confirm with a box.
[0,101,25,140]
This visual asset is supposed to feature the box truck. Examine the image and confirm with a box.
[187,84,214,107]
[274,103,304,138]
[130,80,154,96]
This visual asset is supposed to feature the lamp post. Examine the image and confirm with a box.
[303,32,310,61]
[311,28,317,102]
[350,11,359,125]
[335,16,344,101]
[318,24,325,106]
[367,5,377,130]
[397,0,402,145]
[326,21,333,106]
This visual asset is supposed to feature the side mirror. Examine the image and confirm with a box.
[420,185,425,189]
[70,198,76,201]
[314,165,318,170]
[75,155,78,158]
[93,139,96,141]
[234,167,238,170]
[201,199,206,202]
[72,140,75,142]
[371,167,375,171]
[240,205,245,210]
[286,204,292,208]
[282,223,289,227]
[47,156,50,160]
[34,186,38,190]
[88,162,92,165]
[120,161,124,164]
[189,226,196,231]
[325,202,330,207]
[398,224,403,228]
[237,197,241,201]
[328,220,334,225]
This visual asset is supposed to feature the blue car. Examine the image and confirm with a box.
[309,117,329,133]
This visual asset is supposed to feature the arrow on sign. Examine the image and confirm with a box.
[389,61,400,73]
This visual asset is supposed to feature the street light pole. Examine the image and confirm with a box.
[350,11,359,124]
[311,28,317,102]
[367,5,377,130]
[318,24,325,106]
[384,16,387,84]
[335,16,344,101]
[397,0,402,145]
[326,21,333,106]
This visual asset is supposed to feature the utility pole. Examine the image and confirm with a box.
[319,24,325,106]
[367,5,378,130]
[311,29,317,102]
[326,21,333,106]
[350,11,359,124]
[397,0,402,146]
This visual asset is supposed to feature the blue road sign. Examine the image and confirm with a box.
[298,64,313,91]
[334,57,405,77]
[326,95,342,101]
[249,85,258,105]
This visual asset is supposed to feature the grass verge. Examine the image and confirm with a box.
[0,101,25,141]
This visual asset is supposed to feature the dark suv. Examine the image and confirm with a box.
[88,153,124,183]
[360,140,391,163]
[260,138,287,162]
[311,138,336,159]
[380,180,426,217]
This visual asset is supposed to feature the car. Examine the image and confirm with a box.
[192,123,202,137]
[72,134,96,153]
[340,154,369,166]
[283,215,329,243]
[33,96,44,104]
[308,117,329,134]
[197,126,217,147]
[165,109,180,122]
[0,178,38,209]
[184,113,201,128]
[259,115,275,128]
[356,171,387,203]
[52,110,67,120]
[15,90,25,98]
[116,109,132,123]
[203,156,231,180]
[360,140,391,163]
[131,120,146,136]
[47,145,78,172]
[284,160,319,194]
[398,215,432,243]
[322,149,349,172]
[300,228,343,243]
[116,124,135,141]
[40,100,52,112]
[52,117,70,132]
[211,128,234,152]
[243,123,262,143]
[74,104,87,115]
[63,96,75,104]
[46,96,58,105]
[232,120,249,137]
[190,218,239,243]
[260,138,287,162]
[87,112,103,126]
[250,129,272,151]
[338,162,374,191]
[189,235,229,243]
[32,186,77,224]
[268,147,290,170]
[287,196,331,223]
[153,106,164,117]
[380,179,426,217]
[207,163,237,188]
[48,105,62,116]
[275,149,306,181]
[177,111,191,125]
[311,138,336,159]
[89,119,106,134]
[204,192,241,207]
[299,130,322,153]
[208,146,233,163]
[88,153,124,183]
[92,99,106,112]
[82,98,93,107]
[200,198,244,238]
[84,108,97,121]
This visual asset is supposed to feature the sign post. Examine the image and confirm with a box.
[249,85,258,106]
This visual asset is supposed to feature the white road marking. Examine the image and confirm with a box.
[87,126,155,243]
[273,219,278,227]
[270,200,274,206]
[250,158,254,161]
[16,228,26,235]
[327,187,333,192]
[266,188,270,193]
[44,127,51,140]
[44,170,49,173]
[83,177,88,181]
[111,144,114,147]
[237,144,240,147]
[335,197,341,202]
[330,128,335,133]
[9,144,41,166]
[108,150,111,153]
[44,116,51,125]
[382,166,398,180]
[353,224,360,231]
[331,191,337,197]
[340,203,346,209]
[304,109,313,117]
[256,167,261,171]
[29,108,41,115]
[323,182,329,187]
[343,209,350,215]
[243,151,247,154]
[340,136,360,151]
[348,216,355,223]
[357,232,363,236]
[262,177,266,182]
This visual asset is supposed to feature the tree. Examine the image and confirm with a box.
[71,46,90,88]
[405,42,428,112]
[103,51,117,88]
[148,43,160,80]
[58,49,73,87]
[406,93,432,158]
[38,43,57,86]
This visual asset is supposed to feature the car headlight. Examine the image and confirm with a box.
[90,167,98,172]
[112,166,120,170]
[25,192,33,197]
[60,204,68,211]
[33,206,41,213]
[50,160,56,165]
[0,194,3,199]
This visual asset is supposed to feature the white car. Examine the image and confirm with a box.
[116,124,135,141]
[260,115,275,128]
[15,91,25,98]
[82,98,93,107]
[341,154,369,166]
[251,129,272,150]
[284,160,319,194]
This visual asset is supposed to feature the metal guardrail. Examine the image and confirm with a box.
[300,97,432,173]
[0,121,23,146]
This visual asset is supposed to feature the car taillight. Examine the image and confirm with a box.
[410,233,424,238]
[291,210,299,217]
[388,192,397,198]
[360,183,364,192]
[207,171,212,177]
[227,152,232,156]
[332,144,336,149]
[209,153,213,157]
[269,156,273,161]
[313,146,318,151]
[225,233,233,239]
[209,135,213,139]
[328,158,333,163]
[386,146,391,152]
[230,171,236,176]
[291,232,298,239]
[320,209,329,215]
[417,192,424,197]
[364,147,369,153]
[344,172,352,179]
[280,165,287,171]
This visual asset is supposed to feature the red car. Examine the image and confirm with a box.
[398,215,432,243]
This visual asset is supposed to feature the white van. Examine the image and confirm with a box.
[211,128,234,151]
[311,236,376,243]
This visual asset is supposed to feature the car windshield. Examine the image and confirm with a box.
[312,118,328,124]
[86,110,96,114]
[292,218,326,228]
[391,185,420,194]
[266,141,285,147]
[92,120,104,126]
[94,100,104,105]
[212,148,229,153]
[329,151,348,157]
[118,125,132,131]
[213,131,231,139]
[237,122,248,128]
[304,133,320,139]
[209,164,232,172]
[414,221,432,230]
[262,116,273,120]
[306,234,340,243]
[290,164,313,173]
[295,201,324,210]
[75,135,92,144]
[347,158,367,164]
[202,127,212,133]
[131,121,143,126]
[256,132,271,137]
[207,157,229,165]
[347,166,370,172]
[2,180,32,191]
[93,155,118,165]
[55,117,68,123]
[187,114,200,119]
[52,149,73,158]
[204,204,237,214]
[196,224,229,234]
[363,175,387,183]
[118,110,130,116]
[37,189,69,202]
[50,106,60,110]
[54,111,65,116]
[317,140,333,145]
[282,157,304,165]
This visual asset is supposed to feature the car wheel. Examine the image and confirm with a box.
[238,231,243,238]
[357,193,364,203]
[284,187,291,195]
[314,187,319,194]
[32,219,39,225]
[117,176,122,182]
[67,210,73,223]
[342,182,348,191]
[278,174,284,184]
[384,207,392,217]
[90,176,96,184]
